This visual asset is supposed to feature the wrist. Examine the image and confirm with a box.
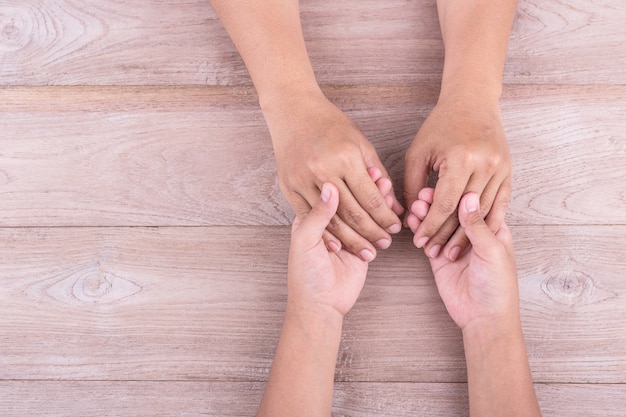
[284,301,345,336]
[258,80,324,116]
[438,68,503,108]
[461,314,523,354]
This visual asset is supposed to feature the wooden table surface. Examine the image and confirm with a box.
[1,1,625,415]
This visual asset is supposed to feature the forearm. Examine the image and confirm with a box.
[436,0,518,103]
[209,0,321,106]
[462,318,541,417]
[257,305,343,417]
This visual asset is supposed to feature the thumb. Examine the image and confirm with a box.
[458,193,499,254]
[293,182,339,246]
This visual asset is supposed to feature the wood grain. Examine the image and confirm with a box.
[0,0,624,85]
[1,226,624,383]
[0,382,624,417]
[1,85,624,227]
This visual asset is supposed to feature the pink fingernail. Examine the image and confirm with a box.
[428,245,441,259]
[328,241,341,253]
[359,249,375,262]
[386,223,401,234]
[320,183,331,202]
[465,194,479,213]
[416,236,429,248]
[375,238,392,249]
[449,246,461,261]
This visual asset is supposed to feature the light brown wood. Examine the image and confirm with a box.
[2,0,625,415]
[1,0,624,85]
[0,382,624,416]
[1,85,624,227]
[1,227,625,383]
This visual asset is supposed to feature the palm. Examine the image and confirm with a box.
[429,249,499,330]
[288,236,368,317]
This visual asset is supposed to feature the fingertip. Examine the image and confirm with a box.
[367,166,383,182]
[320,182,333,203]
[463,192,480,213]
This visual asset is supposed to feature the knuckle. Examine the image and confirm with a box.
[363,190,386,212]
[327,214,343,231]
[344,208,365,227]
[433,198,458,217]
[483,153,502,173]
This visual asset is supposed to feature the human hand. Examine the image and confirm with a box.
[287,182,370,318]
[404,100,511,261]
[413,189,519,330]
[263,90,403,263]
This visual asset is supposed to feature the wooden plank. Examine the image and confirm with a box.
[0,0,624,86]
[0,382,624,417]
[1,226,625,383]
[1,85,624,227]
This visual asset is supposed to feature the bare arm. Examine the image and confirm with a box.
[437,0,518,102]
[256,183,369,416]
[208,0,318,102]
[405,0,518,261]
[463,317,541,417]
[210,0,402,261]
[413,190,541,417]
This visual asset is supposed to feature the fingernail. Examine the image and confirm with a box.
[386,223,401,234]
[465,194,479,213]
[320,183,331,202]
[416,236,429,248]
[449,246,461,261]
[375,238,391,249]
[359,249,375,262]
[428,245,441,259]
[328,241,341,253]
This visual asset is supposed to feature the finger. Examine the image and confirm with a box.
[326,212,378,262]
[288,187,343,253]
[369,167,405,217]
[485,178,513,255]
[458,192,501,256]
[322,229,342,253]
[420,166,497,258]
[343,170,401,236]
[288,190,314,231]
[403,161,430,226]
[442,176,504,261]
[484,176,512,233]
[406,213,421,233]
[367,166,384,183]
[414,165,471,248]
[410,199,431,221]
[293,183,339,247]
[418,187,435,204]
[375,176,393,197]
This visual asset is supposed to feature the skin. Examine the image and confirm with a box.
[257,184,541,416]
[404,0,517,261]
[256,182,368,417]
[209,0,402,263]
[413,190,542,417]
[209,0,517,262]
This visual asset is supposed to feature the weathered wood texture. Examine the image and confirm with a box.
[1,0,625,86]
[1,0,625,415]
[1,85,624,227]
[1,227,624,383]
[0,381,624,417]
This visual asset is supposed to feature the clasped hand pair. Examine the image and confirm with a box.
[265,90,511,263]
[288,182,518,331]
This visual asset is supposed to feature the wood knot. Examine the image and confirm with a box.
[46,263,142,305]
[2,20,19,40]
[0,6,35,52]
[541,271,615,307]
